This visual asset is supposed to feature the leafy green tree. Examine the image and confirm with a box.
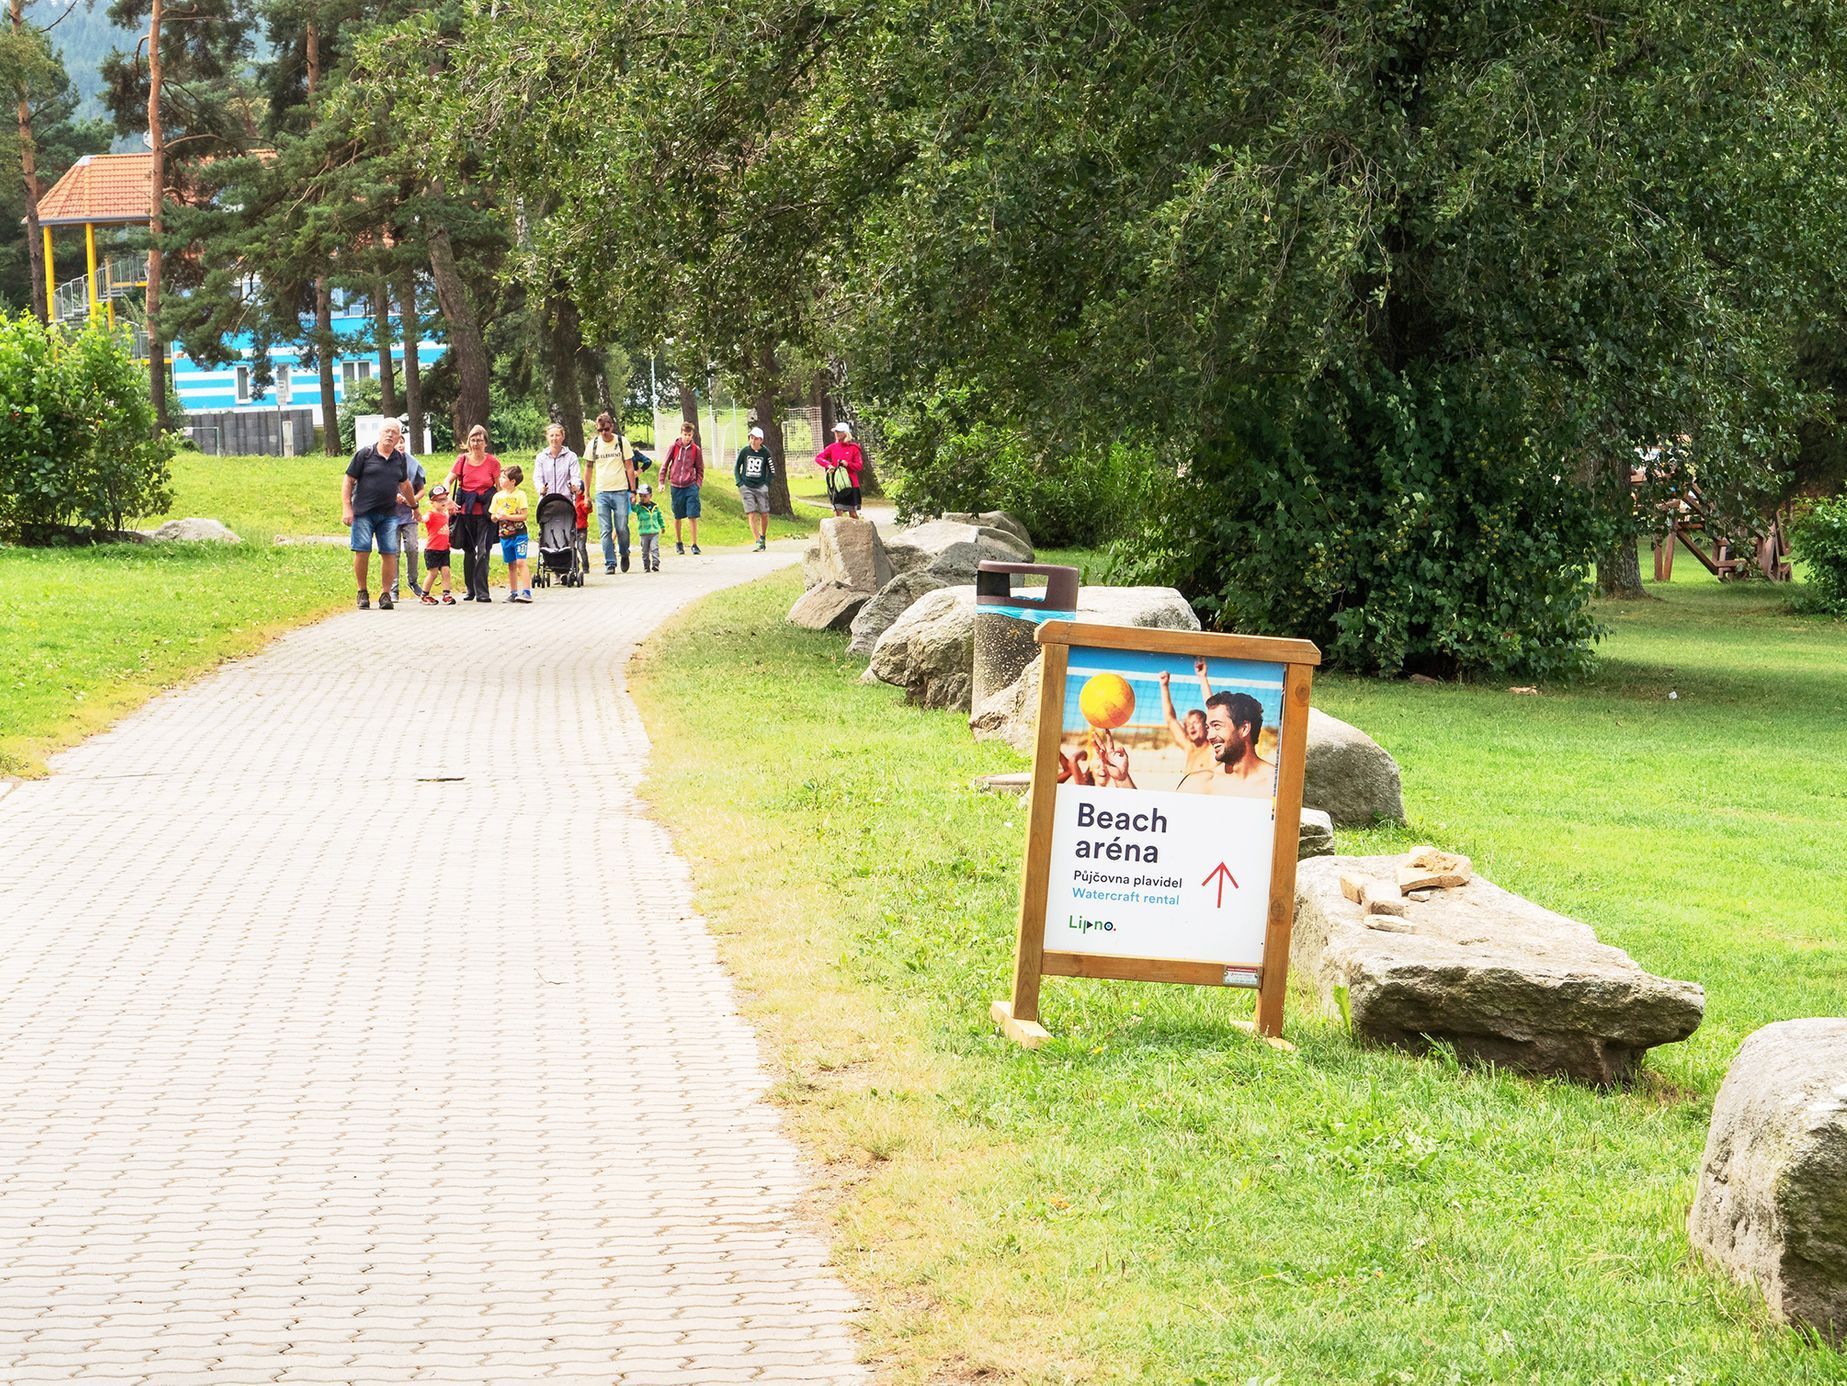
[418,0,1847,676]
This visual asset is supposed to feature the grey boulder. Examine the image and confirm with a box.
[969,653,1042,748]
[802,517,891,593]
[786,582,869,631]
[867,586,978,710]
[149,517,240,544]
[1305,709,1405,826]
[847,569,952,657]
[1075,585,1199,632]
[885,519,1032,584]
[1292,854,1705,1084]
[1690,1019,1847,1343]
[943,509,1033,548]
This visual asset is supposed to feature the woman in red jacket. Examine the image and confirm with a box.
[814,420,865,519]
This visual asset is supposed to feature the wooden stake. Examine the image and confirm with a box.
[996,641,1069,1043]
[1255,661,1314,1039]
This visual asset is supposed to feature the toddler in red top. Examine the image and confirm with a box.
[573,491,589,531]
[419,484,457,604]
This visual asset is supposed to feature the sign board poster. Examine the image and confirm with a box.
[993,622,1320,1049]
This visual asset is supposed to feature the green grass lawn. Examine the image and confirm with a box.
[630,563,1847,1384]
[0,449,816,776]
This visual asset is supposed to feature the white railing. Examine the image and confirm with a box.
[50,255,149,324]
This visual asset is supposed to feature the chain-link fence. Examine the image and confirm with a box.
[645,403,826,470]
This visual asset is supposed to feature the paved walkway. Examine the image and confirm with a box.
[0,550,866,1383]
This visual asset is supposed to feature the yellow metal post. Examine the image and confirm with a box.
[84,223,100,321]
[42,226,54,319]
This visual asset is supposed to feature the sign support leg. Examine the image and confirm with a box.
[993,643,1069,1049]
[1252,662,1314,1043]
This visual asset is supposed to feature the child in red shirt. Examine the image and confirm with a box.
[419,484,457,604]
[573,490,591,578]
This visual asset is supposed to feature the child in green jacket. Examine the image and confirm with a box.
[635,484,665,572]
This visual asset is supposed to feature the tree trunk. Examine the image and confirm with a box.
[1596,452,1647,598]
[755,345,792,517]
[145,0,168,434]
[398,273,422,449]
[315,278,339,453]
[812,372,835,440]
[427,213,489,443]
[543,290,586,454]
[679,381,698,432]
[855,427,880,495]
[372,278,398,417]
[1597,538,1647,599]
[10,0,46,323]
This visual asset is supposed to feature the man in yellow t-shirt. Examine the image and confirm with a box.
[586,411,638,574]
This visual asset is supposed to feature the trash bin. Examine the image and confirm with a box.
[973,561,1080,710]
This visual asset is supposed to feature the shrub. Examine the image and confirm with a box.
[1110,365,1608,681]
[0,313,174,540]
[1793,496,1847,615]
[880,386,1161,546]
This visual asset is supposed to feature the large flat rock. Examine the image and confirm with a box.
[1292,855,1704,1084]
[943,510,1032,548]
[882,519,1032,583]
[787,582,869,631]
[1691,1019,1847,1342]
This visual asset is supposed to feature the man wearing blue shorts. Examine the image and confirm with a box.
[663,420,704,555]
[341,420,418,610]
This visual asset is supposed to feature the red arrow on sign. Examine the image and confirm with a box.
[1200,862,1240,908]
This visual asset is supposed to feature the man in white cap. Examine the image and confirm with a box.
[734,424,776,551]
[814,419,865,519]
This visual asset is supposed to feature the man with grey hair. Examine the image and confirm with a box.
[341,419,417,610]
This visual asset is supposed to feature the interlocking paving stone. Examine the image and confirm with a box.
[0,551,866,1382]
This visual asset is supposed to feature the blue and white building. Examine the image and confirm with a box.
[169,292,445,427]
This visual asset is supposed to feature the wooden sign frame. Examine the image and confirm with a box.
[992,622,1321,1049]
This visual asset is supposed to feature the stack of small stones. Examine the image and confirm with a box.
[1338,846,1474,933]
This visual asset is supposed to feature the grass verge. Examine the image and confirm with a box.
[1,450,818,778]
[630,564,1847,1384]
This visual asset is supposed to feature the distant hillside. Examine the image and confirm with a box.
[44,1,137,123]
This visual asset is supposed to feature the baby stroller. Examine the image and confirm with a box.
[533,492,585,588]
